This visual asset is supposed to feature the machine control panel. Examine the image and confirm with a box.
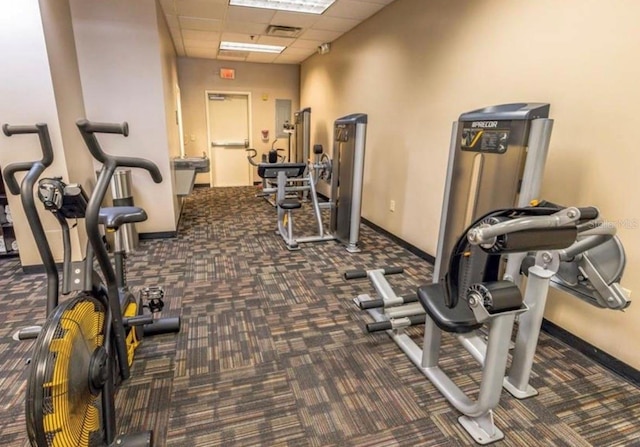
[335,125,350,142]
[460,120,511,154]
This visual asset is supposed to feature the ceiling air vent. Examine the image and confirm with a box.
[266,25,302,38]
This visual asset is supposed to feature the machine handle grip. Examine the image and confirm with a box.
[3,124,39,136]
[366,321,392,332]
[536,200,599,221]
[344,266,404,280]
[577,207,599,220]
[359,299,384,310]
[76,120,162,183]
[2,123,54,194]
[77,119,129,136]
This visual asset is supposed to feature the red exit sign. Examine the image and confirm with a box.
[220,68,235,80]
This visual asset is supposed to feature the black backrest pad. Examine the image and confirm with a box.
[257,162,307,179]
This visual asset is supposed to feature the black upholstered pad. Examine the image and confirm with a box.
[417,284,482,334]
[99,206,147,230]
[257,162,307,179]
[279,199,302,210]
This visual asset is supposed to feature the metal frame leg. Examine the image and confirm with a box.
[504,263,556,398]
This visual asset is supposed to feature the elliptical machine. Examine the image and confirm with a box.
[2,120,180,446]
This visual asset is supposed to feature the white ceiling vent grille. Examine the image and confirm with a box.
[266,25,302,38]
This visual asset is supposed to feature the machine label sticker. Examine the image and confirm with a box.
[461,120,511,154]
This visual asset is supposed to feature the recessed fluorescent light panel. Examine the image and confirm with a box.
[220,41,286,53]
[229,0,336,15]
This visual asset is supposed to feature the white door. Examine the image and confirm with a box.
[206,92,252,187]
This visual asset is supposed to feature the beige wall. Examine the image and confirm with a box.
[70,0,179,233]
[157,4,182,223]
[0,0,89,266]
[177,57,300,183]
[301,0,640,368]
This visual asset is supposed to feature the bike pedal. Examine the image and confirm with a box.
[140,286,165,313]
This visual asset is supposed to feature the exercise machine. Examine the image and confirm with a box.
[293,107,311,165]
[354,103,552,316]
[350,104,629,400]
[255,113,367,252]
[347,204,607,443]
[247,108,311,206]
[257,144,334,250]
[3,120,180,446]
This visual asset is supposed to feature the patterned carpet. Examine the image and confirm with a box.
[1,186,640,446]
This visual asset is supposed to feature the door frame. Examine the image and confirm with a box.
[204,90,253,187]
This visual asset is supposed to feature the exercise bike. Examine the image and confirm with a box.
[2,121,179,446]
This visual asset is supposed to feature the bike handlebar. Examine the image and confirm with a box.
[1,123,54,195]
[76,119,162,183]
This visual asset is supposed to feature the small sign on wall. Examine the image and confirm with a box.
[220,68,235,80]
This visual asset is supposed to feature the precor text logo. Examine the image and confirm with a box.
[471,121,498,128]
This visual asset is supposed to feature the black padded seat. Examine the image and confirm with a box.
[417,284,483,334]
[99,206,147,230]
[278,199,302,210]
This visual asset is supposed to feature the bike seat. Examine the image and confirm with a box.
[99,206,147,230]
[279,198,302,210]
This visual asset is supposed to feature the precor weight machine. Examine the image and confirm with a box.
[354,103,553,319]
[257,113,368,252]
[246,107,312,206]
[347,103,631,443]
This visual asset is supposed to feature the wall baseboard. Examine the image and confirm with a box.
[362,218,436,264]
[364,217,639,387]
[139,231,176,239]
[541,319,639,387]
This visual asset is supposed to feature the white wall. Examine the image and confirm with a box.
[0,0,89,266]
[178,58,300,183]
[301,0,640,369]
[70,0,179,233]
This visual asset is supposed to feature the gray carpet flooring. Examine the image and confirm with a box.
[1,186,639,446]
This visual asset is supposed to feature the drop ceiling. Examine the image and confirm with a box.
[159,0,396,64]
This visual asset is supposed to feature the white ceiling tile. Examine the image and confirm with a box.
[174,39,186,56]
[179,16,223,31]
[166,0,393,63]
[175,0,226,20]
[165,14,180,28]
[218,53,248,61]
[325,0,385,20]
[220,32,256,43]
[182,29,221,41]
[273,54,304,64]
[223,21,268,35]
[299,28,343,42]
[290,39,324,49]
[186,47,220,59]
[270,11,321,28]
[256,35,295,46]
[169,26,183,41]
[281,46,315,57]
[245,52,279,63]
[355,0,395,4]
[313,16,360,32]
[159,0,176,15]
[227,6,276,24]
[184,38,220,49]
